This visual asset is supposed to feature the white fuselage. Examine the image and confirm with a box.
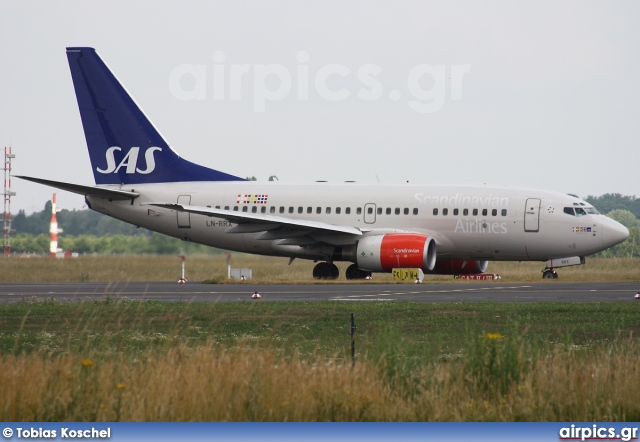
[87,181,628,263]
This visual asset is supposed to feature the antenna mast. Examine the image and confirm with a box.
[3,146,16,256]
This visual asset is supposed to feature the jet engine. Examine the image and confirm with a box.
[355,234,436,272]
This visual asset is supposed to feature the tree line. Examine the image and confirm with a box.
[10,233,221,255]
[7,193,640,256]
[9,202,221,255]
[12,201,151,236]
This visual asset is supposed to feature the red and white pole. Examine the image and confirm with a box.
[178,255,187,283]
[49,193,59,257]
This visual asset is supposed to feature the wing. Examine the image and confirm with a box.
[144,202,365,245]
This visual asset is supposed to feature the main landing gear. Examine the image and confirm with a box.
[312,262,339,280]
[345,264,371,280]
[312,262,372,280]
[542,268,559,279]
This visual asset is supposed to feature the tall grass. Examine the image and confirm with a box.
[1,298,639,421]
[1,334,639,421]
[462,321,536,396]
[1,255,639,283]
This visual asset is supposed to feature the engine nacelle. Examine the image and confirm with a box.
[356,234,437,272]
[427,259,489,275]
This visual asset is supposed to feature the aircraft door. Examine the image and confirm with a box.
[524,198,541,232]
[177,195,191,228]
[364,203,377,224]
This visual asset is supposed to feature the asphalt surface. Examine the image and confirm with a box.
[0,281,639,303]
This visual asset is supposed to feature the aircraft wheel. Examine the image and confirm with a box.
[313,262,340,280]
[328,263,339,279]
[542,269,558,279]
[345,264,370,280]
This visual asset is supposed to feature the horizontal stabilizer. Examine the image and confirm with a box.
[16,176,139,200]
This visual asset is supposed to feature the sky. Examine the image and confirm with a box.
[1,1,639,214]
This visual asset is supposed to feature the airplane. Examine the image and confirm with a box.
[17,47,629,280]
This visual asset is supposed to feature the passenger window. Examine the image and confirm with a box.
[279,207,285,214]
[413,208,419,215]
[288,207,294,214]
[242,206,248,212]
[357,208,362,215]
[473,209,478,216]
[386,208,391,215]
[336,207,341,214]
[346,208,351,215]
[463,209,468,216]
[492,209,497,216]
[317,207,321,214]
[443,208,449,216]
[404,208,409,215]
[482,209,488,216]
[270,207,275,214]
[367,207,373,214]
[395,208,400,215]
[224,206,229,210]
[453,209,459,216]
[215,206,220,209]
[433,208,439,216]
[377,208,382,215]
[501,209,507,216]
[307,207,312,214]
[298,207,303,214]
[261,207,266,213]
[234,206,239,211]
[251,206,257,213]
[326,207,331,214]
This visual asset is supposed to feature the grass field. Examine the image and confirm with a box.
[1,254,640,283]
[1,298,640,421]
[1,256,640,421]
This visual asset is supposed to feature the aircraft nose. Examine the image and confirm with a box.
[604,219,629,247]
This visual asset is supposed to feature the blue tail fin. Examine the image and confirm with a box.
[66,47,244,185]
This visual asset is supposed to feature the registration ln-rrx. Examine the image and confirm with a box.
[18,48,630,280]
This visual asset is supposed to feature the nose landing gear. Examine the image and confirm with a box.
[541,257,585,279]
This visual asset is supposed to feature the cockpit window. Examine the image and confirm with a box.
[563,207,575,216]
[570,202,600,215]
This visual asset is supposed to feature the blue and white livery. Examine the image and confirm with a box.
[18,48,629,280]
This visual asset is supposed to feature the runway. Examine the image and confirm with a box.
[0,281,638,303]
